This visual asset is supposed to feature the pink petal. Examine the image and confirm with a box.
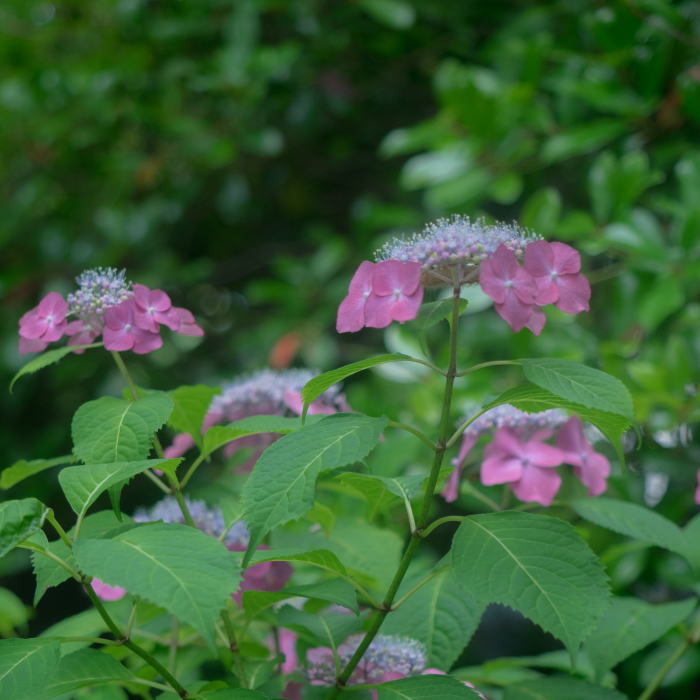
[175,307,195,324]
[348,261,376,296]
[19,337,48,355]
[550,242,581,275]
[533,275,559,306]
[19,308,39,327]
[552,273,590,314]
[284,391,305,416]
[556,416,586,454]
[379,672,406,682]
[148,289,172,312]
[131,327,163,354]
[512,464,561,506]
[521,440,565,468]
[494,294,534,333]
[511,266,537,305]
[173,308,203,336]
[278,629,298,675]
[523,240,555,278]
[524,306,546,336]
[67,325,100,353]
[37,292,68,322]
[487,427,525,459]
[481,456,523,486]
[164,433,196,459]
[372,260,421,297]
[19,315,49,339]
[91,579,127,602]
[155,307,181,331]
[480,245,536,305]
[103,326,134,351]
[337,293,368,333]
[105,300,133,331]
[364,292,395,328]
[573,452,610,497]
[442,434,478,503]
[133,307,160,333]
[202,409,224,433]
[306,647,334,665]
[41,318,67,342]
[391,286,423,323]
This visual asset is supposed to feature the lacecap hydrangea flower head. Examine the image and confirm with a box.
[18,267,202,355]
[337,216,591,336]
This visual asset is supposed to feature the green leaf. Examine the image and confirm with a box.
[572,498,690,563]
[682,514,700,570]
[520,358,635,422]
[9,345,96,393]
[0,498,50,557]
[452,512,610,660]
[277,606,365,651]
[585,597,696,681]
[59,458,180,524]
[240,414,387,565]
[540,119,626,164]
[71,392,174,464]
[334,473,398,521]
[285,578,359,615]
[377,675,483,699]
[73,523,242,651]
[0,587,30,637]
[1,455,78,490]
[202,415,323,459]
[304,501,336,535]
[40,608,109,656]
[168,384,221,449]
[413,299,467,331]
[247,548,350,577]
[383,568,485,671]
[237,655,284,690]
[202,690,270,700]
[481,384,631,467]
[0,637,61,700]
[504,677,629,700]
[36,648,135,699]
[300,357,415,417]
[358,0,416,30]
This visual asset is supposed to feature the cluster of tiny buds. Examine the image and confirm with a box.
[132,496,249,548]
[461,404,568,441]
[376,216,541,287]
[67,267,133,329]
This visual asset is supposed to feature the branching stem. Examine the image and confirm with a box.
[386,420,437,451]
[390,566,451,611]
[455,360,521,377]
[46,511,72,548]
[419,516,464,539]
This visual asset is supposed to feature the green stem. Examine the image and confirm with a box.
[419,516,464,539]
[404,357,447,377]
[143,468,171,493]
[637,638,689,700]
[169,616,179,675]
[455,360,521,377]
[59,636,121,646]
[386,420,437,451]
[179,452,207,489]
[20,545,81,581]
[391,566,450,611]
[325,280,462,699]
[445,408,487,450]
[221,609,248,688]
[126,598,140,638]
[46,511,72,548]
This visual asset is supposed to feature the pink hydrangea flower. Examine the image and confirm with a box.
[64,320,101,353]
[132,284,181,332]
[556,416,610,497]
[267,628,299,675]
[19,337,49,355]
[481,427,565,506]
[524,241,591,314]
[337,261,376,333]
[479,245,540,334]
[364,260,423,328]
[91,578,127,602]
[163,432,196,460]
[442,434,478,503]
[227,543,293,606]
[173,307,204,336]
[103,298,163,354]
[18,292,68,348]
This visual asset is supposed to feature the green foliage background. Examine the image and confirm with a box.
[1,0,700,696]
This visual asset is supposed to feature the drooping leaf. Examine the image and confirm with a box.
[73,523,241,650]
[0,637,61,700]
[9,345,96,393]
[71,392,174,464]
[300,356,416,417]
[240,414,387,565]
[36,648,135,700]
[451,512,610,660]
[572,498,690,562]
[236,655,284,689]
[504,677,629,700]
[0,498,50,557]
[383,567,485,671]
[481,384,631,466]
[1,456,78,490]
[333,473,398,521]
[285,578,359,615]
[168,384,222,448]
[59,458,180,525]
[520,358,635,422]
[585,597,696,681]
[376,675,483,699]
[277,606,366,652]
[682,514,700,570]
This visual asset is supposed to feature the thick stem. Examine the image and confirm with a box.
[325,284,462,699]
[221,609,248,688]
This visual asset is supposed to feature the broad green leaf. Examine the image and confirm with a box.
[71,392,174,464]
[540,119,626,164]
[377,675,483,699]
[1,455,78,490]
[36,648,135,700]
[300,356,415,417]
[241,591,290,621]
[520,358,634,422]
[237,654,284,689]
[682,514,700,570]
[277,606,365,651]
[481,384,630,467]
[247,548,349,577]
[73,523,242,650]
[572,499,690,562]
[9,345,96,393]
[414,298,467,330]
[383,568,485,671]
[0,637,61,700]
[168,384,221,449]
[0,498,50,557]
[358,0,416,30]
[40,608,109,656]
[585,597,696,681]
[240,414,387,565]
[305,501,336,535]
[0,587,29,637]
[59,458,180,524]
[504,677,628,700]
[452,512,610,659]
[202,415,323,458]
[333,473,398,521]
[286,578,359,614]
[32,511,136,605]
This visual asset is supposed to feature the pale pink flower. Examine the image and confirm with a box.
[524,240,591,314]
[557,416,610,497]
[19,337,49,355]
[64,320,100,353]
[337,261,376,333]
[364,260,423,328]
[91,578,126,602]
[267,628,299,675]
[164,433,196,459]
[442,435,478,503]
[103,299,163,354]
[132,283,181,332]
[481,427,565,506]
[173,307,204,336]
[479,245,539,334]
[227,543,293,606]
[284,390,340,416]
[19,292,68,344]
